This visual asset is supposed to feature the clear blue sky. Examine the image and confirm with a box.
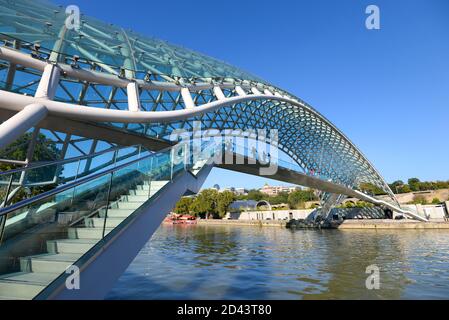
[58,0,449,189]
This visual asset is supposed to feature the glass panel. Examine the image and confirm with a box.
[0,146,143,211]
[0,144,193,299]
[0,0,264,82]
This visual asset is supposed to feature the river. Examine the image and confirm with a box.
[106,224,449,299]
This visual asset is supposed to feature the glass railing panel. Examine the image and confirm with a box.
[0,146,145,211]
[0,143,194,299]
[0,171,117,299]
[0,171,26,206]
[151,152,172,181]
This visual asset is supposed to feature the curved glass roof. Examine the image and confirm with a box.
[0,0,263,82]
[0,0,397,202]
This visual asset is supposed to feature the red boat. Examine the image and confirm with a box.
[163,213,197,225]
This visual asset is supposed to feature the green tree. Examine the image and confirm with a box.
[190,189,219,218]
[389,180,404,194]
[247,189,264,201]
[431,197,441,204]
[270,192,289,205]
[408,178,421,192]
[359,182,387,196]
[0,132,60,204]
[173,197,194,215]
[398,184,411,193]
[287,189,316,209]
[216,191,236,218]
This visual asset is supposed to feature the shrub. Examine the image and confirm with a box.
[431,197,441,204]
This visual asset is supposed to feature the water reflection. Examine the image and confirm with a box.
[106,225,449,300]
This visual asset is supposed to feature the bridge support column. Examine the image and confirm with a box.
[0,104,47,150]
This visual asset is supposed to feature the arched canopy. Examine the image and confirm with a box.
[0,0,397,206]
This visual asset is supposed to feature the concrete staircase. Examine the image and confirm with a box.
[0,180,169,300]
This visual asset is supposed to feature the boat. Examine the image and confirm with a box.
[163,213,197,225]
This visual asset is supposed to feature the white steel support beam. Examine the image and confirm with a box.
[235,86,247,97]
[35,64,61,100]
[0,104,47,150]
[180,87,195,109]
[251,87,262,95]
[0,46,246,93]
[126,82,141,112]
[213,86,226,100]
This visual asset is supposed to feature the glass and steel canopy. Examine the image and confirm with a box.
[0,0,398,207]
[0,0,263,81]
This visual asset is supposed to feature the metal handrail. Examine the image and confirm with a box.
[0,144,143,177]
[0,144,176,217]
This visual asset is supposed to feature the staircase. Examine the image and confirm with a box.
[0,180,169,300]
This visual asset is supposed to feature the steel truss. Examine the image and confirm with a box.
[0,0,398,214]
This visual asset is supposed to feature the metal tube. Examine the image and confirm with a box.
[0,103,47,150]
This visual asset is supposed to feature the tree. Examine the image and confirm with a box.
[408,178,421,192]
[389,180,404,194]
[247,189,264,201]
[174,197,194,215]
[0,132,60,204]
[216,191,236,218]
[288,189,316,209]
[359,183,387,196]
[270,192,289,205]
[190,189,218,218]
[398,184,411,194]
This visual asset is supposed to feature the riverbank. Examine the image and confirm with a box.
[197,219,287,227]
[198,219,449,229]
[337,219,449,229]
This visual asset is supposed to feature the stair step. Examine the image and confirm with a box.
[0,272,58,300]
[131,190,160,196]
[20,253,81,273]
[47,239,97,254]
[142,180,169,186]
[68,227,112,240]
[125,195,149,202]
[0,295,27,300]
[116,201,144,210]
[136,184,167,191]
[85,217,124,228]
[100,209,134,218]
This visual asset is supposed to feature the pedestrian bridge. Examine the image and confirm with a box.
[0,0,424,299]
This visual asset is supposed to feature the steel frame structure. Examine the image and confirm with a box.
[0,0,400,215]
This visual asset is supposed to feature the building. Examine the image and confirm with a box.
[259,184,299,196]
[219,187,247,196]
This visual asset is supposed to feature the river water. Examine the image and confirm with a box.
[106,224,449,300]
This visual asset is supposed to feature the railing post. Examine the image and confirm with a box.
[102,172,114,239]
[0,175,14,244]
[102,150,118,239]
[147,156,154,199]
[70,159,82,206]
[170,147,175,181]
